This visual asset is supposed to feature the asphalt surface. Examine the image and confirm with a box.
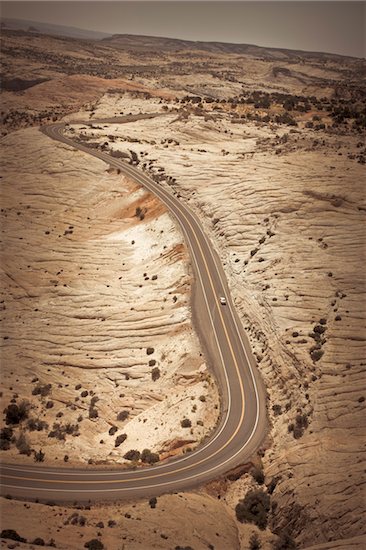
[0,120,267,503]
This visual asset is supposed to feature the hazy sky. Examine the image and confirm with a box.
[2,1,365,58]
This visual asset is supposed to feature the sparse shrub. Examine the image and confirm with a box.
[141,448,159,464]
[272,404,282,416]
[34,449,45,462]
[149,359,156,366]
[273,530,297,549]
[109,426,118,436]
[249,533,262,550]
[89,396,99,419]
[32,384,52,397]
[48,422,79,440]
[115,434,127,447]
[310,348,323,362]
[0,529,26,543]
[16,432,32,455]
[151,367,160,381]
[199,395,206,402]
[84,539,104,550]
[32,537,45,546]
[149,496,157,508]
[235,490,270,529]
[250,466,265,485]
[27,418,48,431]
[108,520,116,527]
[124,449,141,461]
[4,400,30,425]
[146,347,154,355]
[117,410,129,421]
[181,418,192,428]
[0,427,13,450]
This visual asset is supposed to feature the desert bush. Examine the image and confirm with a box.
[181,418,192,428]
[16,432,32,456]
[310,348,323,362]
[84,540,104,550]
[27,418,48,431]
[146,347,154,355]
[235,490,270,529]
[32,537,46,546]
[123,449,141,461]
[0,427,13,450]
[4,400,30,425]
[48,422,79,440]
[117,410,129,421]
[89,396,99,419]
[149,496,157,508]
[0,529,27,543]
[272,404,282,416]
[141,448,159,464]
[250,466,265,485]
[109,426,118,436]
[32,384,52,397]
[115,434,127,447]
[273,530,297,549]
[108,520,116,527]
[249,533,262,550]
[34,449,45,462]
[151,367,160,381]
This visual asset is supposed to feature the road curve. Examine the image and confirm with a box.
[0,120,267,502]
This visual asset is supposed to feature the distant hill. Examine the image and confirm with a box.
[101,33,357,61]
[1,18,360,61]
[1,17,112,40]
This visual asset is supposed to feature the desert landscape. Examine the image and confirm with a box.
[0,16,365,550]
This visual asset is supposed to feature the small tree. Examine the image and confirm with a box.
[235,490,270,530]
[5,401,30,425]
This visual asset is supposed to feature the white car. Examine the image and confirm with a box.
[220,296,227,305]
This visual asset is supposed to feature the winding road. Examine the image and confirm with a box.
[0,119,267,502]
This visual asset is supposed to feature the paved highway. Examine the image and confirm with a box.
[0,120,267,502]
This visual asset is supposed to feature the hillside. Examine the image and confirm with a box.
[0,26,365,550]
